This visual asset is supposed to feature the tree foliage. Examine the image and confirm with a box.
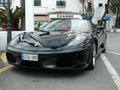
[79,0,94,20]
[110,0,120,28]
[0,5,24,30]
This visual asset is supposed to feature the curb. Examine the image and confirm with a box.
[111,29,120,33]
[0,60,5,68]
[0,52,8,65]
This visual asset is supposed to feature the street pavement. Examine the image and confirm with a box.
[106,32,120,53]
[0,32,120,90]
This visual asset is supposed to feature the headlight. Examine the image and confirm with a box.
[9,33,43,47]
[9,36,20,46]
[9,33,24,46]
[67,35,87,46]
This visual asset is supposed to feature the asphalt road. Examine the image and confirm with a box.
[0,32,120,90]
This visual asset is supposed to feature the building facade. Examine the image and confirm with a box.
[33,0,110,23]
[94,0,108,8]
[0,0,112,31]
[34,0,83,25]
[11,0,21,9]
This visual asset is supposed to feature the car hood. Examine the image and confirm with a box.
[20,31,77,49]
[13,31,86,49]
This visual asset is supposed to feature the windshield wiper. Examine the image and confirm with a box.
[38,30,50,36]
[54,30,69,31]
[38,30,49,33]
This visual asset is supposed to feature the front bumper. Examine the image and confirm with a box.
[6,46,92,70]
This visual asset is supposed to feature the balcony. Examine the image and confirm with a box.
[34,7,48,15]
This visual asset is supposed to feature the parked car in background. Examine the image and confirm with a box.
[6,19,107,70]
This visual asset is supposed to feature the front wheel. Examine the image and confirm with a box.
[87,44,96,70]
[102,42,106,53]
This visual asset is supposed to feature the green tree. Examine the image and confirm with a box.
[80,0,86,14]
[110,0,120,28]
[79,0,94,20]
[0,5,24,30]
[21,0,25,30]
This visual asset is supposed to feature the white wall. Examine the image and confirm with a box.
[34,0,82,13]
[11,0,107,14]
[0,31,24,51]
[93,0,115,30]
[92,6,105,24]
[94,0,107,9]
[25,0,34,32]
[11,0,21,9]
[9,0,110,16]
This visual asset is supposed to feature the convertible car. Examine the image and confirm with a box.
[6,19,107,70]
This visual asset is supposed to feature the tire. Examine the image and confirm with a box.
[102,36,107,53]
[102,48,106,53]
[102,43,106,53]
[87,43,96,70]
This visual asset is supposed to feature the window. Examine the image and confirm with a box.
[56,0,66,7]
[43,20,90,33]
[71,20,90,32]
[99,3,103,7]
[43,20,71,31]
[34,0,41,6]
[0,0,8,6]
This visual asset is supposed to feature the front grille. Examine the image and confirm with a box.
[6,52,16,63]
[21,53,77,68]
[7,48,91,69]
[21,50,88,68]
[21,61,41,67]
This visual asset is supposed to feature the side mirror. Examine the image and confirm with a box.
[96,26,105,30]
[93,26,105,36]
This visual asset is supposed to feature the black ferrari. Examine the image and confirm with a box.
[6,19,107,70]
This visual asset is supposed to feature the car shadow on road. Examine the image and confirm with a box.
[8,56,101,79]
[11,66,91,79]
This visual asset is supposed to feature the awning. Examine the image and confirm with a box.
[49,11,82,19]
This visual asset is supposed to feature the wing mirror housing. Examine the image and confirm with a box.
[93,26,105,35]
[96,26,105,30]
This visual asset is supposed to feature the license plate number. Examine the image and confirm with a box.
[22,54,38,61]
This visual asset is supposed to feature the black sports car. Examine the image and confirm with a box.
[6,19,106,70]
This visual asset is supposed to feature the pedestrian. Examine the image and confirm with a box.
[111,26,117,32]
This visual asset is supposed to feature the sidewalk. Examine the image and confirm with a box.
[0,52,13,74]
[111,29,120,32]
[0,51,8,66]
[0,60,5,68]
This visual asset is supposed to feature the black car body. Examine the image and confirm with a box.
[6,19,106,70]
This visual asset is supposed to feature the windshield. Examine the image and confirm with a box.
[42,19,91,32]
[43,20,71,31]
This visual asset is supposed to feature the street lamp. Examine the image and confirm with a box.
[7,0,12,44]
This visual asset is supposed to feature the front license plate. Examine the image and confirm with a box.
[22,54,38,61]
